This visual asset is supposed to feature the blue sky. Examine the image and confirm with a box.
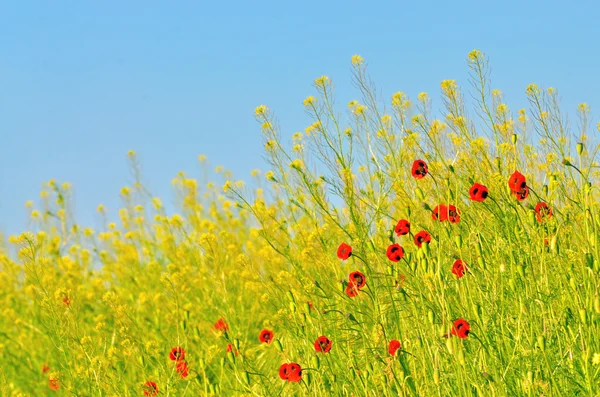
[1,0,598,236]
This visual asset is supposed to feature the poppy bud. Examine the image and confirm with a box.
[312,355,320,369]
[305,372,312,385]
[289,302,296,313]
[445,337,454,355]
[562,158,571,166]
[415,187,424,201]
[234,338,240,350]
[594,296,600,314]
[537,335,545,351]
[209,384,216,394]
[569,277,577,290]
[220,358,226,368]
[542,184,548,196]
[274,340,283,352]
[511,133,518,145]
[577,142,584,155]
[517,264,525,278]
[476,240,483,256]
[528,211,536,226]
[286,290,295,302]
[303,302,311,314]
[457,348,465,365]
[550,234,559,254]
[433,368,440,384]
[585,253,594,268]
[227,350,235,363]
[526,371,533,385]
[180,320,187,331]
[423,241,431,257]
[407,206,411,217]
[477,256,485,270]
[579,308,587,325]
[184,310,190,321]
[445,177,451,187]
[428,310,435,324]
[138,355,144,366]
[242,371,250,386]
[455,235,463,249]
[420,259,428,272]
[508,279,515,290]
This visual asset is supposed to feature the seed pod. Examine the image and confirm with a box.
[594,296,600,313]
[433,368,440,384]
[577,142,584,155]
[527,371,533,385]
[476,240,483,256]
[289,302,296,313]
[457,348,466,365]
[305,372,312,385]
[508,278,515,290]
[446,337,454,355]
[420,259,428,272]
[428,310,435,325]
[234,338,240,350]
[303,302,311,314]
[227,350,235,363]
[550,234,559,254]
[242,371,250,386]
[477,256,485,270]
[286,290,295,302]
[517,264,525,278]
[209,384,215,394]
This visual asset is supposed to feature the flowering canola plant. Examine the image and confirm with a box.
[2,50,600,396]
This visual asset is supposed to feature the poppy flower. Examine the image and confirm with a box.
[226,343,239,356]
[432,204,448,221]
[394,219,410,236]
[513,185,529,201]
[345,282,359,297]
[389,340,401,356]
[508,171,527,192]
[411,160,428,179]
[259,329,274,344]
[451,318,471,339]
[446,205,461,223]
[348,271,366,289]
[169,346,185,361]
[535,202,552,222]
[386,244,404,262]
[42,364,50,374]
[143,381,159,397]
[49,378,60,391]
[337,243,352,260]
[414,231,431,248]
[469,183,489,202]
[279,363,302,382]
[314,336,333,353]
[451,259,467,278]
[176,361,189,378]
[214,318,229,333]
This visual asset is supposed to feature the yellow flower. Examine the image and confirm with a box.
[417,92,429,103]
[97,204,105,213]
[265,171,276,181]
[120,187,130,196]
[351,54,364,66]
[223,181,233,193]
[592,352,600,365]
[254,105,267,117]
[289,159,304,170]
[303,96,316,107]
[314,75,330,88]
[198,154,207,162]
[467,49,483,63]
[127,150,136,158]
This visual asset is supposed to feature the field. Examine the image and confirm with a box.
[1,50,600,396]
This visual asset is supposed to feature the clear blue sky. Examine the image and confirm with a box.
[1,0,598,236]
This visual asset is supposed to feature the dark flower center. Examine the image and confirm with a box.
[481,191,488,198]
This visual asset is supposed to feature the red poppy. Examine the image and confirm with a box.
[432,204,448,221]
[389,340,401,356]
[314,336,333,353]
[279,363,302,382]
[226,343,239,356]
[535,202,552,222]
[348,271,366,289]
[447,205,460,223]
[411,160,428,179]
[259,329,274,344]
[337,243,352,260]
[345,282,359,297]
[469,183,489,202]
[394,219,410,236]
[169,346,185,361]
[451,318,471,339]
[49,378,60,391]
[176,361,189,378]
[42,364,50,374]
[508,171,527,192]
[414,231,431,248]
[386,244,404,262]
[215,318,229,333]
[513,185,529,201]
[143,381,159,397]
[451,259,467,278]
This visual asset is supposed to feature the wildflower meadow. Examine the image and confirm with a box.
[2,50,600,396]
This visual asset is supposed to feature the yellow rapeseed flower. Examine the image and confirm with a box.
[351,54,364,66]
